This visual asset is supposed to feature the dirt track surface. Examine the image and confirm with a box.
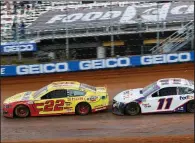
[1,63,194,143]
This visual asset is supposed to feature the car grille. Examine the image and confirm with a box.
[113,99,117,104]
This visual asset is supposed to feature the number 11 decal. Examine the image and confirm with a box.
[157,98,173,110]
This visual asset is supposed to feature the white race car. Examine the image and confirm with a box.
[112,78,194,116]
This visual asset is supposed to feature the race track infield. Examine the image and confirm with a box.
[1,63,194,143]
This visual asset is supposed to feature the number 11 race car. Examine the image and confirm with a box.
[3,81,109,118]
[112,78,194,116]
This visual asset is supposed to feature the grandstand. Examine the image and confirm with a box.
[1,1,194,65]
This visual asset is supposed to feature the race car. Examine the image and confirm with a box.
[112,78,194,116]
[3,81,109,118]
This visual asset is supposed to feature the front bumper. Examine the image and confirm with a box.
[112,100,125,115]
[3,104,14,118]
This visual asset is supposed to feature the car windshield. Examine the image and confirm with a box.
[142,81,160,96]
[33,85,48,99]
[80,83,96,91]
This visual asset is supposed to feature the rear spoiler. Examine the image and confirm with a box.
[96,85,107,93]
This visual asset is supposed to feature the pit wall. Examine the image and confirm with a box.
[1,51,194,77]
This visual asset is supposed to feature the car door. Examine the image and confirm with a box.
[143,87,177,113]
[176,87,194,111]
[66,89,86,104]
[34,89,68,115]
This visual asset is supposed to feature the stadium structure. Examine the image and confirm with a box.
[1,1,194,64]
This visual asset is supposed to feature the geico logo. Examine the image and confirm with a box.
[3,45,34,53]
[141,52,191,65]
[1,68,5,75]
[16,63,68,75]
[79,57,130,70]
[46,4,193,24]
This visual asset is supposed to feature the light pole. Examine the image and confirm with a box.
[110,0,114,57]
[156,2,160,48]
[15,15,22,62]
[65,0,69,59]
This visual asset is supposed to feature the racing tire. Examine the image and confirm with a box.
[14,105,30,118]
[125,102,140,116]
[76,103,91,116]
[186,100,195,113]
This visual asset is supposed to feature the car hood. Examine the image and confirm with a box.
[4,91,35,104]
[113,88,144,103]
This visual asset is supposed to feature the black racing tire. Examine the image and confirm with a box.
[14,105,30,118]
[186,100,195,113]
[76,102,91,116]
[125,102,140,116]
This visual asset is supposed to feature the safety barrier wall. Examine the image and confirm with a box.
[1,51,194,77]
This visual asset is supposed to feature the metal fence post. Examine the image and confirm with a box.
[16,21,22,62]
[156,2,160,49]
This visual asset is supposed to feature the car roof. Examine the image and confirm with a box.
[157,78,193,88]
[49,81,80,89]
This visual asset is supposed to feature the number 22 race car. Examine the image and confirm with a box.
[3,81,109,118]
[112,78,194,116]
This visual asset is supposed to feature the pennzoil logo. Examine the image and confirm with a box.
[67,97,85,101]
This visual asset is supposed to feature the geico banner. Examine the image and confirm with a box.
[28,2,194,31]
[0,42,37,54]
[0,51,194,77]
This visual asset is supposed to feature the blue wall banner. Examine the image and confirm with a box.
[1,51,194,77]
[0,41,37,54]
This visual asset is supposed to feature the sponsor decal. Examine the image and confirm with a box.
[123,90,133,100]
[65,108,72,112]
[65,102,72,106]
[142,103,151,108]
[87,96,98,102]
[94,106,107,111]
[22,92,32,100]
[67,97,85,101]
[27,101,34,104]
[179,95,194,100]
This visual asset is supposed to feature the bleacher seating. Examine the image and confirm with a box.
[1,1,142,41]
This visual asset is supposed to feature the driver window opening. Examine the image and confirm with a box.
[41,90,67,100]
[67,90,85,97]
[151,87,177,97]
[177,87,194,95]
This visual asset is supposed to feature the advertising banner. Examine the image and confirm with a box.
[1,51,194,77]
[28,2,194,31]
[0,42,37,54]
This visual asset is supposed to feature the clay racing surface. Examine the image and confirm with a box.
[1,63,194,143]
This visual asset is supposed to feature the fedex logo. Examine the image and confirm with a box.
[1,44,37,53]
[179,95,193,100]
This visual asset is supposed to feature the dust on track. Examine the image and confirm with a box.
[1,63,194,142]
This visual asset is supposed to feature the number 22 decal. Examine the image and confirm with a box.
[44,100,65,111]
[157,98,173,110]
